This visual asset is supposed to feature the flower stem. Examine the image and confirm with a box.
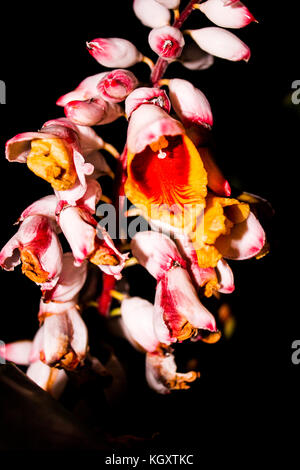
[150,0,203,85]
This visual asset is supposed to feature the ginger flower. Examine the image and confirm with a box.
[5,118,106,204]
[124,102,208,231]
[0,214,63,290]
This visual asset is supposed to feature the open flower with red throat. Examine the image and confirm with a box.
[131,231,218,344]
[124,101,208,230]
[0,214,63,290]
[119,296,200,393]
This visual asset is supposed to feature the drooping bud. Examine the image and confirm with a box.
[148,26,185,60]
[198,0,256,28]
[188,27,251,62]
[64,98,123,126]
[125,87,171,119]
[97,69,138,103]
[86,37,143,68]
[167,78,213,128]
[133,0,171,28]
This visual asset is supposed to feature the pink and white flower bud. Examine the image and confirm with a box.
[179,42,214,70]
[56,72,108,107]
[215,212,265,260]
[120,297,159,353]
[199,0,255,28]
[97,69,138,103]
[146,349,199,394]
[87,37,143,68]
[125,87,171,119]
[188,27,251,61]
[155,0,181,8]
[64,98,123,126]
[133,0,171,28]
[148,26,185,60]
[167,78,213,128]
[0,215,63,290]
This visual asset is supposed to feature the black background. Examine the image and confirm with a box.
[0,0,298,458]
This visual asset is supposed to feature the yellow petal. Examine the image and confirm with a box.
[192,196,250,268]
[20,249,49,283]
[27,138,77,191]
